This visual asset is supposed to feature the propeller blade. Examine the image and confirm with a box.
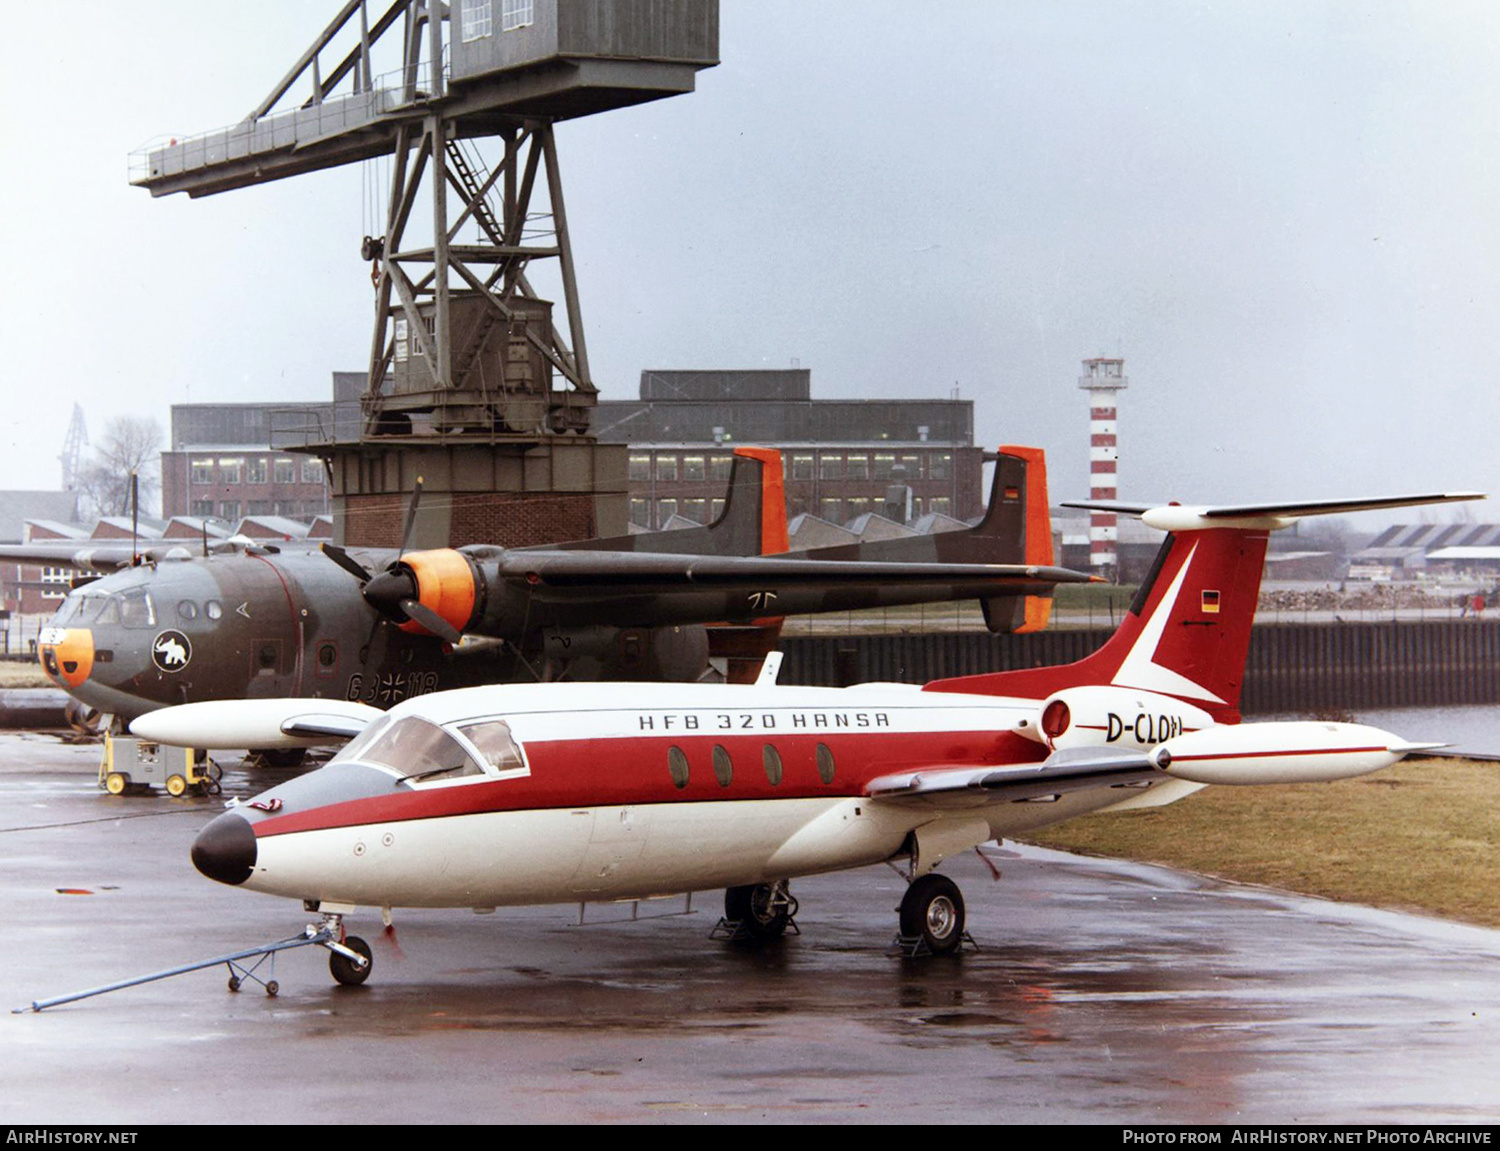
[399,477,424,557]
[399,598,463,645]
[321,542,374,583]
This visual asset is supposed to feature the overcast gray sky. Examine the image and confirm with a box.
[2,1,1497,518]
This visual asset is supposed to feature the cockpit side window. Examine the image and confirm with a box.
[117,588,156,629]
[456,719,528,776]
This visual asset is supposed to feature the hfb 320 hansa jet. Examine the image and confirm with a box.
[15,447,1071,747]
[133,489,1482,986]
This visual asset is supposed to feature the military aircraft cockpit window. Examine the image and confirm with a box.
[50,592,108,628]
[117,589,155,629]
[456,720,528,777]
[359,717,485,785]
[205,601,223,620]
[177,601,199,621]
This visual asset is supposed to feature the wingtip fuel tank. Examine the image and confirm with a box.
[1148,721,1438,785]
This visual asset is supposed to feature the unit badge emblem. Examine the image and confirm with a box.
[151,629,192,673]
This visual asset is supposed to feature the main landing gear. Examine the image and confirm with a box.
[714,880,799,941]
[712,873,971,956]
[895,873,969,956]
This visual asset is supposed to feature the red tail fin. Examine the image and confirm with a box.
[926,525,1270,721]
[924,489,1483,718]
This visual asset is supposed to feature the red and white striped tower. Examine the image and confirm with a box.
[1078,357,1128,578]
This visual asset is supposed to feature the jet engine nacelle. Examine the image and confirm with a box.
[1150,721,1428,785]
[1031,685,1216,752]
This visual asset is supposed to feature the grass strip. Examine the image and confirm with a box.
[1023,757,1500,928]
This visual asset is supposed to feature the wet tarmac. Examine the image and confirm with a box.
[2,730,1497,1125]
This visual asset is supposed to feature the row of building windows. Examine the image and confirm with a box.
[628,495,953,529]
[189,457,324,486]
[40,566,70,600]
[189,500,326,520]
[459,0,532,42]
[666,742,837,790]
[628,451,954,484]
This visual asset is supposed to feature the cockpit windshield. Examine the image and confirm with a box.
[49,591,107,628]
[341,716,485,784]
[49,588,155,630]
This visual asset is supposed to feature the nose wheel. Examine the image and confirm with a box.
[897,873,969,956]
[328,935,373,986]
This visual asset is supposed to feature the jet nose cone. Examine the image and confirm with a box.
[192,812,257,885]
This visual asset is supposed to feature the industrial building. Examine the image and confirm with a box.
[594,369,985,532]
[161,400,339,523]
[1353,523,1500,579]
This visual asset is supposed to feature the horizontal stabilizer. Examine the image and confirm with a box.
[1064,492,1484,533]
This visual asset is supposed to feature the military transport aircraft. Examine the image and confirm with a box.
[13,447,1068,739]
[132,489,1480,985]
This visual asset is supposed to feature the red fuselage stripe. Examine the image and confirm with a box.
[253,726,1043,837]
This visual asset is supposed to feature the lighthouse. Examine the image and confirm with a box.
[1078,357,1128,578]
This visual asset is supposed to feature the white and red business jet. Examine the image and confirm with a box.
[135,491,1481,984]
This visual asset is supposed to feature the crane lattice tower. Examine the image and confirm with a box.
[131,0,718,548]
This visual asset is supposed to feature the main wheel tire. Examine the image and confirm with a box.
[899,873,966,955]
[330,936,373,986]
[724,882,790,941]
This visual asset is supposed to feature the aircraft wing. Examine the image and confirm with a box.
[0,543,138,571]
[498,550,1092,596]
[864,747,1158,806]
[0,537,350,572]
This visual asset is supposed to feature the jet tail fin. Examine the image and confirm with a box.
[927,491,1483,719]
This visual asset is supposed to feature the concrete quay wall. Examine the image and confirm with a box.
[778,621,1500,714]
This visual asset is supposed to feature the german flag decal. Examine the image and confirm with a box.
[1201,590,1221,614]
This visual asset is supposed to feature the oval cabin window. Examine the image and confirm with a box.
[668,746,690,790]
[762,744,783,786]
[816,743,836,785]
[712,745,733,787]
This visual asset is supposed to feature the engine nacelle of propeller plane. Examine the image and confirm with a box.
[362,549,480,639]
[1026,685,1216,752]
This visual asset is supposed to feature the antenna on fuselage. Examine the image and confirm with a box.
[130,473,140,567]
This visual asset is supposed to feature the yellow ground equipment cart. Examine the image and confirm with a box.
[99,735,220,797]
